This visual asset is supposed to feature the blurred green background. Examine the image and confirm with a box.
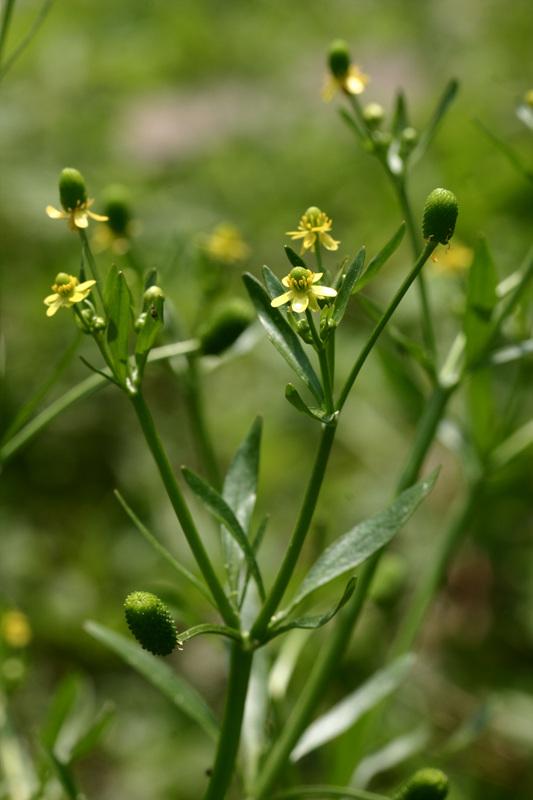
[1,1,532,798]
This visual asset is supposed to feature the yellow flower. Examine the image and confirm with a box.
[1,610,32,648]
[271,267,337,313]
[204,223,250,265]
[323,65,369,102]
[46,198,109,232]
[46,167,108,232]
[431,242,473,275]
[44,272,96,317]
[286,207,340,254]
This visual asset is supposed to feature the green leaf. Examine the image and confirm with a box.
[391,90,409,137]
[85,621,218,740]
[222,418,262,593]
[243,273,324,403]
[113,490,212,605]
[475,118,533,184]
[177,624,242,644]
[291,654,415,761]
[353,223,406,294]
[464,237,498,363]
[269,579,356,640]
[40,674,80,751]
[491,420,533,469]
[262,265,286,301]
[68,701,115,762]
[242,650,270,787]
[282,472,437,616]
[284,246,307,268]
[331,247,366,325]
[273,787,389,800]
[104,266,132,383]
[135,293,164,365]
[285,384,334,423]
[352,726,429,788]
[413,78,459,164]
[45,752,80,800]
[182,466,265,601]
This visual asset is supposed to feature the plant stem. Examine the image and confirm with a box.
[79,229,105,305]
[338,242,436,410]
[252,381,452,799]
[184,354,222,489]
[203,643,253,800]
[274,786,389,800]
[251,421,337,641]
[129,391,239,628]
[305,310,334,414]
[0,0,15,70]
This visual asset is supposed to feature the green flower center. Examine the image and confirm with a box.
[288,267,313,291]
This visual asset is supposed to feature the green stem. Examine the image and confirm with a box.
[305,310,334,414]
[252,382,452,799]
[203,643,253,800]
[274,786,388,800]
[0,0,15,70]
[129,391,238,628]
[251,421,337,641]
[184,354,222,489]
[0,0,54,83]
[338,242,436,410]
[393,178,436,358]
[79,229,105,305]
[314,239,323,273]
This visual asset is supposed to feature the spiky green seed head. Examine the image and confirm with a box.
[200,298,254,356]
[124,591,178,656]
[328,40,351,78]
[102,184,133,234]
[394,768,449,800]
[59,168,88,211]
[422,188,458,245]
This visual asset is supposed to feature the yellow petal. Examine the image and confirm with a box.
[286,230,307,240]
[271,291,294,308]
[44,292,60,305]
[291,295,309,313]
[312,285,337,299]
[77,280,97,292]
[46,205,66,220]
[302,232,316,250]
[45,299,63,316]
[319,233,340,251]
[87,210,109,222]
[311,272,324,284]
[73,209,89,229]
[322,76,338,102]
[281,276,291,288]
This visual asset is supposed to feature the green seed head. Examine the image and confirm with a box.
[422,188,458,245]
[59,168,88,211]
[394,768,449,800]
[200,298,254,356]
[53,272,71,286]
[124,591,178,656]
[288,267,313,290]
[102,184,133,235]
[328,40,351,78]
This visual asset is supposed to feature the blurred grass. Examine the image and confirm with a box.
[0,1,532,798]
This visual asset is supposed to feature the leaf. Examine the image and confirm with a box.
[243,272,324,404]
[68,701,115,762]
[413,78,459,164]
[242,649,270,787]
[262,265,286,301]
[114,490,212,605]
[177,623,242,644]
[282,472,437,616]
[284,246,307,268]
[291,654,415,761]
[104,266,132,383]
[182,467,265,600]
[85,621,218,740]
[331,247,366,325]
[285,384,334,423]
[464,237,498,363]
[40,674,81,751]
[475,118,533,183]
[351,726,429,788]
[353,223,406,294]
[391,90,409,137]
[269,579,356,640]
[135,291,165,368]
[222,418,262,593]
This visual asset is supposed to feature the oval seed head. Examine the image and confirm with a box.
[124,591,178,656]
[394,768,449,800]
[200,298,254,356]
[328,39,351,78]
[59,168,88,211]
[102,184,133,235]
[422,188,458,245]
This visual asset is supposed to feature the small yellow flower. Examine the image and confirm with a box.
[1,610,32,648]
[323,65,369,102]
[46,198,109,232]
[46,167,108,232]
[431,242,473,275]
[204,223,250,265]
[286,207,340,254]
[44,272,96,317]
[271,267,337,313]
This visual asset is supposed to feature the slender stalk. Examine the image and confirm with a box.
[252,381,453,799]
[0,0,54,82]
[305,310,334,414]
[130,391,239,628]
[79,229,105,305]
[184,354,222,489]
[274,786,388,800]
[338,242,436,410]
[203,643,253,800]
[251,421,337,641]
[0,0,16,69]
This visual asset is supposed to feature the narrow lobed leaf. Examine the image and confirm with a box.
[353,223,406,294]
[332,247,366,324]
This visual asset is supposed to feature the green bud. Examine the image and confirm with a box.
[91,316,106,333]
[394,768,449,800]
[401,126,418,145]
[124,591,178,656]
[54,272,72,286]
[328,39,351,78]
[296,318,314,345]
[422,188,458,245]
[200,298,254,356]
[143,285,165,304]
[363,102,385,128]
[102,184,133,235]
[134,312,148,332]
[59,168,87,211]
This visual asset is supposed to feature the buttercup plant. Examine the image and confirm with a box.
[1,36,532,800]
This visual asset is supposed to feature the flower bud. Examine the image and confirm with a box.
[296,318,314,345]
[363,102,385,128]
[124,591,178,656]
[102,184,133,235]
[394,768,449,800]
[143,285,165,304]
[200,298,254,356]
[422,188,458,246]
[328,39,351,78]
[59,168,88,211]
